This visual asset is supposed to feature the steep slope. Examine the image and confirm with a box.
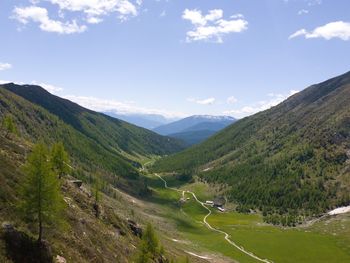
[0,85,201,263]
[0,84,184,194]
[0,135,140,263]
[3,83,185,157]
[153,71,350,222]
[153,115,236,136]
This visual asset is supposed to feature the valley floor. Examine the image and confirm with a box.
[143,173,350,263]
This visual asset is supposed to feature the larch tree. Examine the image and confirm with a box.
[136,223,160,263]
[2,114,18,137]
[19,143,65,243]
[50,142,70,179]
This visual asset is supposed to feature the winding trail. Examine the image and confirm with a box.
[155,173,273,263]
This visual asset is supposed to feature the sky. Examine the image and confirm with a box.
[0,0,350,119]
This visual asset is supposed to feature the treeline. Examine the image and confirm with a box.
[199,141,349,225]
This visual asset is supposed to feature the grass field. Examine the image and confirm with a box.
[146,173,350,263]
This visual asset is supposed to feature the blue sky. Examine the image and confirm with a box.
[0,0,349,119]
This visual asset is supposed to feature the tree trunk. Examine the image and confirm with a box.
[38,214,42,243]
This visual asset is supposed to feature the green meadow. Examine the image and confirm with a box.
[147,174,350,263]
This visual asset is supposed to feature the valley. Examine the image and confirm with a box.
[143,172,350,263]
[0,71,349,263]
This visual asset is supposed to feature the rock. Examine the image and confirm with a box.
[71,180,83,188]
[56,255,66,263]
[1,222,53,263]
[127,219,142,237]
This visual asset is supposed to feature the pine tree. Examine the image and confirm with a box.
[19,143,65,243]
[50,142,70,179]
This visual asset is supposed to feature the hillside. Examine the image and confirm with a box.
[153,71,350,223]
[0,84,197,262]
[0,134,141,263]
[3,83,185,156]
[0,84,185,194]
[154,115,236,145]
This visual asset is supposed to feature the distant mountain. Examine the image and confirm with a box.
[103,111,177,130]
[153,115,236,145]
[153,71,350,224]
[0,83,185,194]
[168,130,215,146]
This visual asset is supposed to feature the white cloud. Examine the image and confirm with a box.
[227,96,238,104]
[46,0,138,21]
[12,0,140,33]
[298,9,309,15]
[289,21,350,40]
[65,95,185,118]
[0,63,12,71]
[30,81,63,93]
[224,90,298,117]
[182,9,248,43]
[187,97,216,105]
[0,78,184,118]
[0,80,13,84]
[12,6,87,34]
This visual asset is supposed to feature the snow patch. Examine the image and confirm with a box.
[328,205,350,215]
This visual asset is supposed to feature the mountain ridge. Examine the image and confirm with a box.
[153,115,236,145]
[152,71,350,224]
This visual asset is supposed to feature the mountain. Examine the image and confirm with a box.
[0,83,185,194]
[153,115,236,145]
[153,71,350,224]
[168,129,216,146]
[103,112,177,130]
[153,115,236,135]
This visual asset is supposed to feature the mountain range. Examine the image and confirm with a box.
[103,111,177,130]
[153,115,236,145]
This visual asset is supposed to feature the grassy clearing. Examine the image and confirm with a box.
[147,173,350,263]
[207,211,350,263]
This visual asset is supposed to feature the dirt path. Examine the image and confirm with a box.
[155,173,273,263]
